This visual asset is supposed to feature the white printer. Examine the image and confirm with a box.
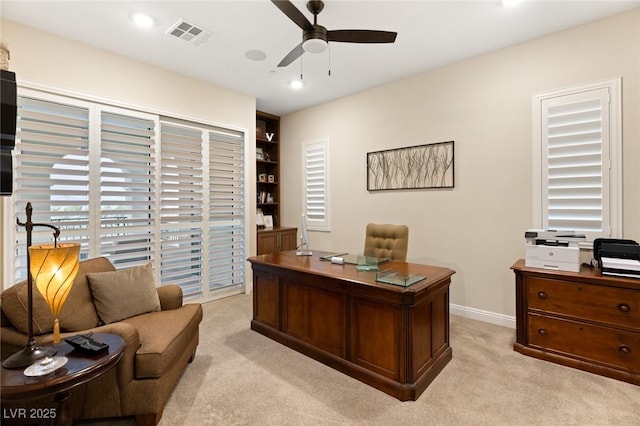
[524,229,586,272]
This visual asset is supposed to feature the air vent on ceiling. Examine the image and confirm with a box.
[166,19,214,46]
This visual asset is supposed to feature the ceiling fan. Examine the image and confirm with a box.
[271,0,397,67]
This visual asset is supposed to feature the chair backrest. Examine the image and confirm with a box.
[363,223,409,261]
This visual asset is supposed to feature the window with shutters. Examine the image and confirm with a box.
[208,128,245,293]
[6,87,245,301]
[532,79,621,243]
[159,122,204,298]
[302,139,330,231]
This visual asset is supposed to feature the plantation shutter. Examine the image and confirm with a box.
[208,128,245,292]
[13,95,91,282]
[302,139,330,231]
[159,122,204,297]
[9,87,247,300]
[541,87,610,241]
[99,110,157,268]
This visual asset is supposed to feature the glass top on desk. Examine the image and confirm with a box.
[319,252,392,265]
[376,269,426,287]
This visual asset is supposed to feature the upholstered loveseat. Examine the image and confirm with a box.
[1,257,203,425]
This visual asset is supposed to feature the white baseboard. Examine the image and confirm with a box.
[450,303,516,329]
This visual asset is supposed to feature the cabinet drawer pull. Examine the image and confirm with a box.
[617,303,631,313]
[537,328,547,336]
[618,345,631,355]
[537,291,548,300]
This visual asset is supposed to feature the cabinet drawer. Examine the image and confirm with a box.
[527,277,640,331]
[528,314,640,371]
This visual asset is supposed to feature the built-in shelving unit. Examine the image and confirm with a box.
[256,110,280,226]
[256,110,297,255]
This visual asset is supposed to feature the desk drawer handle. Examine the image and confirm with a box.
[617,303,631,313]
[537,291,548,300]
[618,345,631,355]
[537,328,547,336]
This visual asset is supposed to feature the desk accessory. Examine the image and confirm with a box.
[376,270,426,287]
[296,214,312,256]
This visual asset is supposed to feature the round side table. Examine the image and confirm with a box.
[1,332,125,426]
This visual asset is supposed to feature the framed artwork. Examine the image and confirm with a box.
[367,141,454,191]
[256,147,264,161]
[264,215,274,229]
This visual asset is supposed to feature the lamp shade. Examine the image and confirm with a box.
[29,242,80,326]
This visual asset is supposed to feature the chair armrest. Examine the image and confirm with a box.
[157,284,183,311]
[0,325,29,349]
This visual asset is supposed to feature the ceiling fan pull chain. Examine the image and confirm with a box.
[328,44,331,76]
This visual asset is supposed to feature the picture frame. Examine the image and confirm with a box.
[256,147,264,161]
[256,208,266,228]
[256,120,266,139]
[264,215,274,229]
[258,173,267,182]
[367,141,454,191]
[268,174,275,183]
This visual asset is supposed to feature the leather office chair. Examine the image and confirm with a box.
[363,223,409,261]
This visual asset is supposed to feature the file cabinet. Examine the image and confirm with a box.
[511,259,640,385]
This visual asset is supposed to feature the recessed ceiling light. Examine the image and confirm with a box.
[290,80,303,90]
[131,12,154,29]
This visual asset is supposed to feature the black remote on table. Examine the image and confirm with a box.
[65,335,109,354]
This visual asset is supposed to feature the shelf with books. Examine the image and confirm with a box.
[256,110,281,231]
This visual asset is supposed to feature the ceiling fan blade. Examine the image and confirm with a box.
[271,0,313,31]
[278,43,305,67]
[328,30,397,44]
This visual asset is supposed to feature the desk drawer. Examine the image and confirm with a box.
[527,277,640,331]
[527,314,640,371]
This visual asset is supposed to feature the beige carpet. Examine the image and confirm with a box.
[82,293,639,425]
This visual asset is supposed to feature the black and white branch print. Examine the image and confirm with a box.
[367,141,454,190]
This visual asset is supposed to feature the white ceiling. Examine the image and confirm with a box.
[2,1,639,115]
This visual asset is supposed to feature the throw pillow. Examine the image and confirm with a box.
[86,262,161,324]
[1,280,53,334]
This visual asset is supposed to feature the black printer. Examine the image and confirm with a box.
[593,238,640,278]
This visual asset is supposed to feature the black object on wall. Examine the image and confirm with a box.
[1,69,17,196]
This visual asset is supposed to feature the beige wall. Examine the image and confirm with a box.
[279,9,640,322]
[0,19,257,290]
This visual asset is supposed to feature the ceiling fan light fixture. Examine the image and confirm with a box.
[302,38,328,54]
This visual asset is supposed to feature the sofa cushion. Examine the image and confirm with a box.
[87,263,161,324]
[121,303,203,379]
[0,257,108,335]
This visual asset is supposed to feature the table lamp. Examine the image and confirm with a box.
[30,242,80,344]
[2,203,80,369]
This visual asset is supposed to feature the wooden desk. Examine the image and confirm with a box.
[1,333,125,425]
[248,250,455,401]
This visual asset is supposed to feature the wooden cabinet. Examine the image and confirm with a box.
[257,227,297,255]
[511,259,640,385]
[256,111,281,227]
